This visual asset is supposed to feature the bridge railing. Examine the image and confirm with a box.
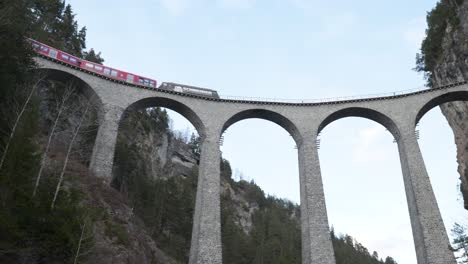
[219,81,468,104]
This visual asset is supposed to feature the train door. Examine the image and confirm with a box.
[49,49,58,59]
[127,74,134,83]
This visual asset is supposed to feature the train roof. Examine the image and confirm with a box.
[161,82,218,93]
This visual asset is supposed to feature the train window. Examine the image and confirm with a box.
[61,54,69,60]
[103,68,111,75]
[70,57,77,63]
[111,70,118,77]
[32,43,40,49]
[139,78,144,84]
[86,63,94,68]
[127,74,134,82]
[95,65,103,71]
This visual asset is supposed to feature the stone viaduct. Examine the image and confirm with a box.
[36,56,468,264]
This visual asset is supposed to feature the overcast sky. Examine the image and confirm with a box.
[67,0,468,263]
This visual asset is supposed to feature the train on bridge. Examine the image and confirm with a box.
[29,39,219,98]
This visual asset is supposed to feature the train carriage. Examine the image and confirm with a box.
[30,39,81,67]
[30,38,157,89]
[81,60,157,88]
[160,82,220,98]
[29,38,220,98]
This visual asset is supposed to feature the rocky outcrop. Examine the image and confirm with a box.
[432,1,468,209]
[115,109,197,182]
[222,180,259,234]
[78,172,178,264]
[118,109,258,235]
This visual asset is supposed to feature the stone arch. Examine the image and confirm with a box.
[35,68,104,119]
[318,107,400,140]
[415,90,468,126]
[123,97,206,138]
[221,108,302,145]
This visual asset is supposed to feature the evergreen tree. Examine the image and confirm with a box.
[29,0,102,59]
[451,222,468,263]
[0,1,100,262]
[415,0,462,86]
[189,133,201,161]
[84,48,104,64]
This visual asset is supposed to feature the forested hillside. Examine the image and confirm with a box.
[0,0,398,263]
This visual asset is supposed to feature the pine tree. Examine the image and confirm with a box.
[84,48,104,64]
[451,222,468,263]
[29,0,103,59]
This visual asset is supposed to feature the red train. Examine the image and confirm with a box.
[29,39,220,98]
[30,39,157,88]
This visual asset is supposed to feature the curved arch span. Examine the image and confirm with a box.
[318,107,400,139]
[35,68,104,118]
[124,97,206,138]
[415,91,468,126]
[221,108,301,144]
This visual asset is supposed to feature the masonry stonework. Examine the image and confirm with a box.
[37,57,465,264]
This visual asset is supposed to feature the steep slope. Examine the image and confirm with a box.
[417,0,468,208]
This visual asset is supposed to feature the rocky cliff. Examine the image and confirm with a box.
[422,0,468,208]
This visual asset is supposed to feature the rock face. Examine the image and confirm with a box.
[116,109,257,235]
[113,109,198,182]
[222,180,259,233]
[432,1,468,209]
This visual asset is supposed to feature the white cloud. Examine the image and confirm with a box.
[159,0,191,16]
[218,0,256,9]
[403,17,426,50]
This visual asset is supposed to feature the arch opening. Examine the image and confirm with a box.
[415,90,468,210]
[318,107,400,140]
[111,98,203,263]
[417,97,468,260]
[319,117,416,263]
[125,97,205,138]
[220,117,301,263]
[35,68,104,119]
[415,91,468,126]
[32,68,103,167]
[221,109,302,145]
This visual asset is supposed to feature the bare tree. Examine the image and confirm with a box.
[73,220,87,264]
[0,75,44,171]
[73,219,91,264]
[51,97,92,209]
[33,81,76,197]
